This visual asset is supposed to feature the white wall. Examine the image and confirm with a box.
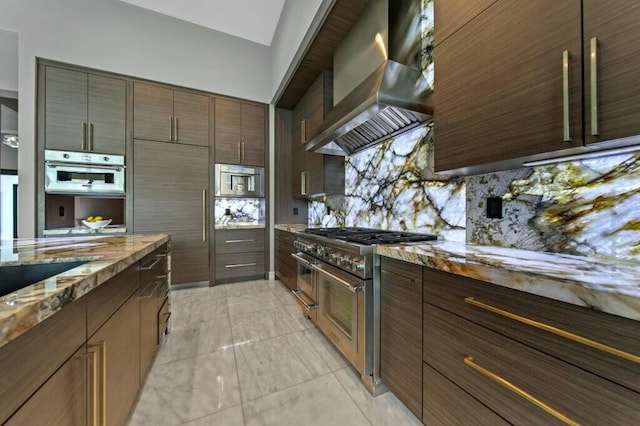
[270,0,330,101]
[0,0,272,237]
[0,29,18,93]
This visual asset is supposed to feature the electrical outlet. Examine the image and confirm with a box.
[225,208,231,216]
[486,197,503,219]
[293,207,299,216]
[59,206,65,217]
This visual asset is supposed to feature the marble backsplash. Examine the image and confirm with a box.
[214,198,264,224]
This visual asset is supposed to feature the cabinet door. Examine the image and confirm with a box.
[6,347,87,426]
[134,140,209,284]
[88,74,126,154]
[214,97,242,164]
[434,0,497,46]
[173,90,210,146]
[380,258,423,420]
[45,66,88,152]
[583,1,640,145]
[140,279,159,379]
[291,104,305,197]
[133,83,173,142]
[434,1,582,173]
[241,102,266,166]
[88,294,140,426]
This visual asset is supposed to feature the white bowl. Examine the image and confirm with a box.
[82,219,112,229]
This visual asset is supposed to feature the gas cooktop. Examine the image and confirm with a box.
[304,227,437,245]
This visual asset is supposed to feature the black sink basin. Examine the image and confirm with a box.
[0,261,88,298]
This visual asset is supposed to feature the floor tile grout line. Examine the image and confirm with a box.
[224,291,249,426]
[241,370,339,406]
[333,368,375,426]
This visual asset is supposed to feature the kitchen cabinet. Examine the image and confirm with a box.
[214,228,265,282]
[88,289,140,426]
[422,265,640,425]
[434,1,583,174]
[275,229,297,291]
[434,0,497,47]
[380,257,423,420]
[134,140,209,285]
[45,65,126,154]
[214,97,266,166]
[140,244,170,381]
[133,82,209,146]
[292,71,345,198]
[583,1,640,145]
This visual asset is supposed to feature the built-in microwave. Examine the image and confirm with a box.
[215,164,264,197]
[44,150,126,195]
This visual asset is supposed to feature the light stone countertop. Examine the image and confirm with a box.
[43,226,127,236]
[0,234,169,349]
[376,241,640,321]
[274,224,317,233]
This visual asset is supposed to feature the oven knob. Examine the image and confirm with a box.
[352,260,365,272]
[329,253,339,263]
[340,256,350,267]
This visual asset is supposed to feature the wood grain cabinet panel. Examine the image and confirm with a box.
[214,97,266,166]
[434,0,498,46]
[173,90,209,146]
[423,303,640,425]
[88,293,140,426]
[45,66,126,155]
[215,251,266,281]
[133,140,209,285]
[0,297,86,424]
[380,257,423,420]
[133,83,174,143]
[5,347,88,426]
[583,0,640,145]
[422,362,509,426]
[434,0,583,173]
[215,229,265,254]
[275,230,297,291]
[423,266,640,393]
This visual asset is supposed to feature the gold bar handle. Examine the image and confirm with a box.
[89,123,94,151]
[241,141,245,163]
[81,348,98,426]
[590,37,599,136]
[202,189,206,242]
[463,356,581,426]
[238,141,241,163]
[169,116,173,141]
[464,297,640,364]
[174,117,179,142]
[562,50,571,142]
[88,341,107,426]
[82,122,88,150]
[301,171,308,196]
[301,119,307,144]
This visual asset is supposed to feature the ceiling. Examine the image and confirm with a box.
[119,0,287,46]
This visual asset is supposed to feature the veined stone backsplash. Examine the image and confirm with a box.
[467,153,640,260]
[214,198,264,224]
[309,125,467,242]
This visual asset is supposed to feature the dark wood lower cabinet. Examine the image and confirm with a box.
[380,257,423,420]
[275,229,297,291]
[214,229,266,283]
[5,347,88,426]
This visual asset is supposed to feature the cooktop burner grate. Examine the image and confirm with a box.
[304,227,437,245]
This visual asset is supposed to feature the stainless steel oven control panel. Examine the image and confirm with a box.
[294,237,371,279]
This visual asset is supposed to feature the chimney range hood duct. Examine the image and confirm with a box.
[306,0,433,156]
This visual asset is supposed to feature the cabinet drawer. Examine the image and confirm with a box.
[0,297,86,424]
[380,257,422,285]
[87,262,140,337]
[423,267,640,392]
[275,257,297,291]
[423,362,508,426]
[423,303,640,425]
[140,244,169,286]
[215,252,265,281]
[215,229,265,254]
[158,297,170,342]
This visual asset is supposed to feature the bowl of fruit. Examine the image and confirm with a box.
[82,216,112,229]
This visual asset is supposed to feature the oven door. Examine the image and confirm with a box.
[291,252,318,321]
[315,261,366,374]
[45,162,125,195]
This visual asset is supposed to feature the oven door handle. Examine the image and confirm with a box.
[291,253,314,267]
[311,263,364,293]
[292,289,318,310]
[46,161,125,171]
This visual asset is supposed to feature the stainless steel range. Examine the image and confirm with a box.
[291,227,437,396]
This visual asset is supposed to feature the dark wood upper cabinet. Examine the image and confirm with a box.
[133,140,209,285]
[45,66,126,155]
[583,0,640,145]
[134,82,209,146]
[214,97,266,166]
[292,71,345,198]
[434,1,583,174]
[434,0,497,46]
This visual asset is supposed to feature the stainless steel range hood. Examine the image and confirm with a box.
[306,0,433,156]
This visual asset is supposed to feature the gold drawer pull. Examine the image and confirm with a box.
[464,356,580,426]
[465,297,640,364]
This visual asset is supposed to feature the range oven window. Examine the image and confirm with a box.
[57,170,115,184]
[324,282,354,336]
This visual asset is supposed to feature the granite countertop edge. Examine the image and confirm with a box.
[0,234,170,349]
[376,241,640,321]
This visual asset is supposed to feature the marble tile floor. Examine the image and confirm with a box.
[128,279,422,426]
